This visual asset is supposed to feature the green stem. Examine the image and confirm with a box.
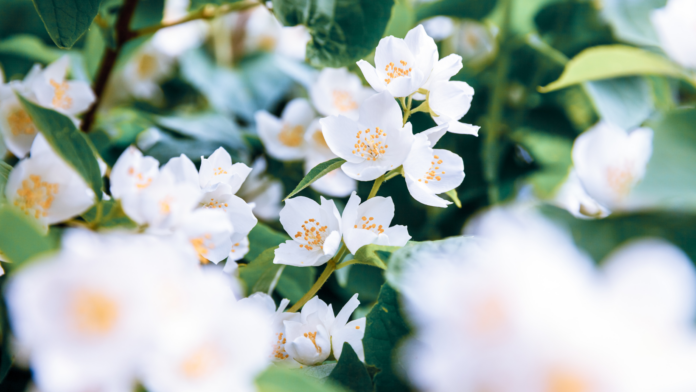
[367,174,385,199]
[287,258,336,312]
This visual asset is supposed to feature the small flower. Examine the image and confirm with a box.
[304,119,356,197]
[0,66,41,158]
[309,68,374,120]
[427,81,480,135]
[5,135,94,225]
[357,25,438,97]
[110,146,161,199]
[176,208,234,264]
[284,294,366,366]
[403,124,465,207]
[320,91,414,181]
[227,236,250,263]
[572,121,653,211]
[256,98,315,161]
[198,147,252,194]
[275,196,342,267]
[651,0,696,69]
[341,191,411,254]
[31,56,96,117]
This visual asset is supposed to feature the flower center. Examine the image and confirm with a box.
[159,196,174,215]
[191,234,213,264]
[295,219,328,251]
[70,289,119,336]
[606,163,634,197]
[353,215,384,234]
[204,197,229,210]
[278,124,304,147]
[137,53,158,78]
[14,174,59,219]
[50,79,72,110]
[547,369,590,392]
[214,166,228,176]
[303,331,322,354]
[332,90,358,112]
[127,167,153,189]
[312,129,329,149]
[384,60,412,85]
[180,344,223,379]
[230,242,241,254]
[258,35,277,51]
[353,127,388,162]
[418,154,446,184]
[272,332,289,360]
[7,106,36,136]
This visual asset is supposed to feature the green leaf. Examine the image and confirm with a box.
[284,158,345,201]
[329,343,372,392]
[602,0,665,46]
[539,45,694,92]
[81,200,137,229]
[445,189,461,208]
[276,263,316,303]
[256,365,349,392]
[247,222,290,261]
[0,206,56,267]
[0,34,64,64]
[364,284,412,392]
[240,247,282,295]
[584,76,654,130]
[272,0,395,68]
[415,0,497,21]
[339,244,400,270]
[32,0,102,49]
[18,95,103,201]
[0,162,11,205]
[513,130,573,198]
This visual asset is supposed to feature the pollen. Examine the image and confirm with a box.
[159,196,174,215]
[421,153,445,184]
[353,127,388,161]
[304,331,322,354]
[213,166,228,176]
[384,60,412,85]
[204,198,228,210]
[191,236,214,264]
[6,106,36,136]
[332,90,358,112]
[130,171,152,189]
[272,332,290,360]
[295,219,329,251]
[278,123,305,147]
[357,216,384,234]
[14,174,59,219]
[50,79,73,110]
[70,289,119,336]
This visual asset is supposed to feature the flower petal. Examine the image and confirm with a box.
[357,60,387,93]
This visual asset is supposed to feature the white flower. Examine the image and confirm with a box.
[241,5,309,60]
[176,208,234,264]
[357,25,438,97]
[110,146,161,199]
[198,147,252,193]
[227,236,250,263]
[320,91,414,181]
[309,68,374,120]
[341,191,410,254]
[572,121,653,211]
[553,169,610,219]
[403,124,465,207]
[31,56,95,117]
[274,196,342,267]
[5,134,94,225]
[427,81,480,135]
[651,0,696,69]
[421,16,455,41]
[304,119,356,197]
[238,157,283,221]
[284,294,366,366]
[255,98,315,161]
[0,65,41,158]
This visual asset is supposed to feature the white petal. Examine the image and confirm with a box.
[358,91,403,134]
[421,149,465,194]
[356,60,387,93]
[331,318,366,362]
[322,231,341,257]
[418,123,449,147]
[404,24,439,81]
[222,194,258,237]
[320,116,363,163]
[281,98,315,128]
[256,110,305,161]
[279,196,323,240]
[340,191,361,234]
[0,96,38,158]
[383,225,411,247]
[423,53,463,90]
[341,161,386,182]
[274,240,325,267]
[446,121,480,136]
[429,81,474,121]
[199,147,233,190]
[405,176,450,208]
[334,294,360,331]
[161,154,199,187]
[344,229,379,255]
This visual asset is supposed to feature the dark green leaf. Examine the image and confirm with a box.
[0,162,11,205]
[256,365,349,392]
[247,222,290,261]
[0,34,63,64]
[18,95,103,201]
[513,129,572,198]
[364,284,412,392]
[272,0,395,67]
[284,158,345,200]
[415,0,497,21]
[32,0,102,49]
[329,343,372,392]
[240,247,282,295]
[276,264,316,303]
[0,206,56,267]
[339,244,400,270]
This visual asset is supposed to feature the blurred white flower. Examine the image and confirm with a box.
[256,98,315,161]
[553,169,610,219]
[242,5,309,60]
[0,65,41,158]
[421,16,455,41]
[651,0,696,69]
[320,91,414,181]
[151,0,208,58]
[453,20,497,66]
[197,147,252,193]
[403,124,465,207]
[121,43,175,102]
[357,25,438,97]
[572,121,653,211]
[227,237,250,263]
[110,146,161,199]
[31,56,95,117]
[176,208,234,264]
[284,294,365,366]
[341,191,410,254]
[5,134,94,226]
[274,196,342,267]
[238,157,283,221]
[309,68,374,120]
[304,119,356,197]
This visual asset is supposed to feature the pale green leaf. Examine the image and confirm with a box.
[445,189,461,208]
[32,0,102,49]
[0,161,11,205]
[0,34,64,64]
[338,244,400,270]
[0,205,56,267]
[256,365,349,392]
[284,158,345,200]
[584,76,654,129]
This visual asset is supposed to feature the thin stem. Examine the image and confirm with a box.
[367,174,385,199]
[288,259,336,312]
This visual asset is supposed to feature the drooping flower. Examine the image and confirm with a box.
[553,169,610,219]
[309,68,374,120]
[238,157,284,221]
[5,134,94,226]
[274,196,342,267]
[284,294,366,366]
[175,208,234,264]
[403,124,465,207]
[572,121,653,211]
[427,81,480,135]
[256,98,316,161]
[357,25,438,97]
[0,65,41,158]
[341,191,410,254]
[31,56,95,117]
[651,0,696,69]
[304,119,356,197]
[321,91,414,181]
